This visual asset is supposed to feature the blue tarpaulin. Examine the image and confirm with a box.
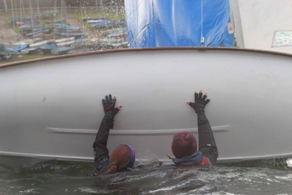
[125,0,234,48]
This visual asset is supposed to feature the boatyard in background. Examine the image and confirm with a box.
[0,0,127,63]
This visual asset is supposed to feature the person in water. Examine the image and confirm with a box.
[170,90,218,167]
[93,94,135,175]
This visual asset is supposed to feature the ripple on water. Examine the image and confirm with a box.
[0,160,291,195]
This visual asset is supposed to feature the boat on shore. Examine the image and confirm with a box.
[20,47,39,55]
[100,28,125,35]
[82,17,107,22]
[0,48,292,169]
[55,32,84,38]
[39,44,57,54]
[29,40,52,48]
[56,40,75,47]
[55,24,80,31]
[0,44,19,61]
[7,45,27,52]
[99,38,127,48]
[55,37,75,43]
[25,29,51,38]
[50,46,74,55]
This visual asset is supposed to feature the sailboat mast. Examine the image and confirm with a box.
[62,0,67,35]
[96,0,98,18]
[36,0,41,27]
[100,0,104,17]
[15,0,19,23]
[19,0,22,24]
[20,0,26,16]
[19,0,23,37]
[110,0,113,19]
[3,0,8,12]
[11,0,15,31]
[29,0,34,39]
[80,0,84,44]
[60,0,63,30]
[53,0,57,40]
[80,0,84,35]
[15,0,21,39]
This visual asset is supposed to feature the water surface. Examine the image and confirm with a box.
[1,159,291,195]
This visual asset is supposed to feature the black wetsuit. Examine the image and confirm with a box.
[197,110,218,166]
[92,116,113,175]
[93,111,218,174]
[93,91,218,174]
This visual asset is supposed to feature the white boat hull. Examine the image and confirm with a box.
[1,48,292,168]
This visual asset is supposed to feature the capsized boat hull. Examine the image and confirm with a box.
[0,48,292,168]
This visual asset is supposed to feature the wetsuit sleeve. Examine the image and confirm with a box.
[197,110,218,165]
[92,116,113,174]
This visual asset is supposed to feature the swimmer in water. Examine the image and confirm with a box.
[93,94,135,175]
[170,90,218,167]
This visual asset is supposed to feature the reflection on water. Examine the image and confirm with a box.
[0,159,291,195]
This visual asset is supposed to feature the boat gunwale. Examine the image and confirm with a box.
[1,47,291,69]
[0,150,291,164]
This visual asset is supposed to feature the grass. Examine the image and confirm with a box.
[0,53,53,65]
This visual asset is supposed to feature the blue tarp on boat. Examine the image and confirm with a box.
[39,44,57,51]
[26,29,50,37]
[125,0,234,48]
[7,45,27,52]
[20,47,39,55]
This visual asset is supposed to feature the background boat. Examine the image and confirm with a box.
[7,45,27,52]
[55,37,75,43]
[20,47,39,55]
[55,24,80,31]
[50,46,74,55]
[39,43,57,54]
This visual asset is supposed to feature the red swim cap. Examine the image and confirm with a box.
[171,132,197,159]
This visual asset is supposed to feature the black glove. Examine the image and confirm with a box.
[102,94,120,118]
[188,90,210,113]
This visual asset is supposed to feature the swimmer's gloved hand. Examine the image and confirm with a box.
[187,90,210,113]
[102,94,122,128]
[93,95,122,174]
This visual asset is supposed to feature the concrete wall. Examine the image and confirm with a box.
[233,0,292,54]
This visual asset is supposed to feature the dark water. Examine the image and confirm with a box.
[1,159,292,195]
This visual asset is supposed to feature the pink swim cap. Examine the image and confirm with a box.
[171,132,197,158]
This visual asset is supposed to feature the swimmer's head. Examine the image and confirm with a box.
[172,132,197,159]
[105,144,135,174]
